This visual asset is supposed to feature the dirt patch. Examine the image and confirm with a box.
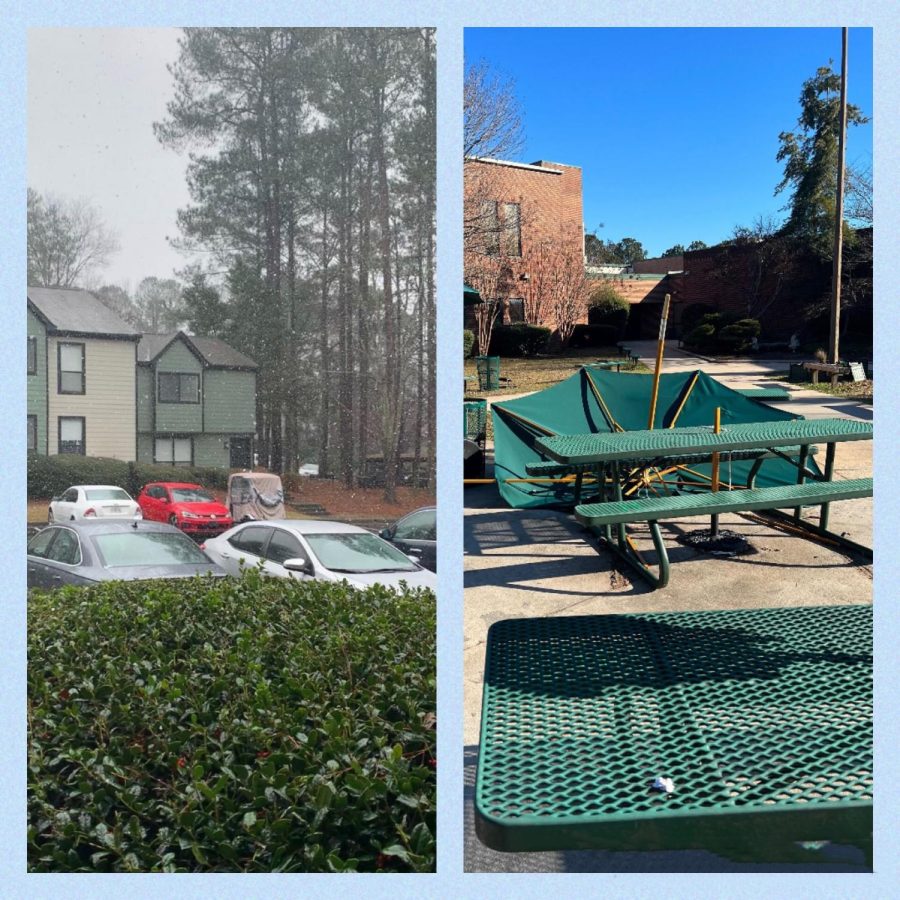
[285,479,434,521]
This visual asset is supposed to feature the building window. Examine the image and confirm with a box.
[58,417,85,455]
[27,337,37,375]
[155,436,193,466]
[158,372,200,404]
[506,298,525,324]
[27,415,37,452]
[502,202,522,257]
[58,342,85,394]
[481,200,500,255]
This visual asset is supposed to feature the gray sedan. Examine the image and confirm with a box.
[27,520,225,590]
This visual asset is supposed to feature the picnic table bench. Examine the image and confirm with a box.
[734,387,792,402]
[616,344,641,367]
[802,361,851,385]
[475,604,872,863]
[533,418,873,588]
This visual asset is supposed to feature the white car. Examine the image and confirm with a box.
[201,519,436,591]
[298,463,320,477]
[48,485,142,524]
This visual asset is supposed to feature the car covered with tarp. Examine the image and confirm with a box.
[491,366,819,509]
[227,472,286,521]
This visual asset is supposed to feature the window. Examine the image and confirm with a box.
[506,298,525,324]
[481,200,500,255]
[266,529,307,566]
[28,528,58,559]
[27,415,37,452]
[502,202,522,257]
[46,528,82,566]
[58,342,85,394]
[62,488,79,503]
[27,337,37,375]
[58,417,85,455]
[158,372,200,404]
[394,507,436,541]
[155,436,193,466]
[227,525,271,558]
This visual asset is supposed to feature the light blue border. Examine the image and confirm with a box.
[3,2,899,897]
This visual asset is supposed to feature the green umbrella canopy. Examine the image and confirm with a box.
[464,283,482,305]
[491,366,818,509]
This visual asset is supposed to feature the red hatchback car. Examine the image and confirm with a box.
[137,482,233,537]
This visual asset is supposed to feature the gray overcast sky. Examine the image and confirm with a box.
[28,28,192,290]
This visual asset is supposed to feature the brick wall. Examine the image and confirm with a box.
[464,158,584,326]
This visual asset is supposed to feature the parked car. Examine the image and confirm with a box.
[298,463,319,477]
[201,520,436,591]
[138,482,233,536]
[27,520,225,590]
[48,485,141,524]
[379,506,436,572]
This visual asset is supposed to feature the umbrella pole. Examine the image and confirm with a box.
[646,293,671,430]
[710,406,721,537]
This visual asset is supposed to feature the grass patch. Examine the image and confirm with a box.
[760,370,873,404]
[464,348,649,399]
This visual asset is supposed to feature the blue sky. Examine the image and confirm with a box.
[465,27,873,258]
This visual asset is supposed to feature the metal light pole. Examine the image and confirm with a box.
[829,27,849,365]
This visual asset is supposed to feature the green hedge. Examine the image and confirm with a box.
[682,315,761,355]
[28,572,436,872]
[27,453,231,500]
[587,284,630,337]
[463,329,475,359]
[569,324,620,348]
[488,323,551,357]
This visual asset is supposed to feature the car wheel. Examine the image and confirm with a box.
[169,514,179,527]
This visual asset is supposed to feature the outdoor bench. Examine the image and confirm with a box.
[802,361,851,385]
[734,387,791,402]
[474,604,872,864]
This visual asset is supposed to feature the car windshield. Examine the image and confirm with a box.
[304,532,418,573]
[93,532,212,567]
[85,488,132,501]
[171,488,215,503]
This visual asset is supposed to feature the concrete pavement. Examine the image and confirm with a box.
[463,345,873,872]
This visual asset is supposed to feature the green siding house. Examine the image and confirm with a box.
[136,332,258,469]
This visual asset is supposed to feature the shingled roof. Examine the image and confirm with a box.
[137,332,258,370]
[27,286,140,338]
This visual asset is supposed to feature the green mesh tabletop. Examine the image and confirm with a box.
[534,418,872,465]
[735,387,792,400]
[475,605,872,858]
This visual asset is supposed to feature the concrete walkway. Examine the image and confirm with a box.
[463,344,872,873]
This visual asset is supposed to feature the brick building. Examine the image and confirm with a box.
[464,157,584,328]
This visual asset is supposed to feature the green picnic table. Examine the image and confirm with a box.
[734,387,792,402]
[475,604,872,863]
[532,418,873,588]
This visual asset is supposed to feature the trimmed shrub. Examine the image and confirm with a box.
[683,323,717,352]
[463,329,475,359]
[127,462,230,496]
[587,284,630,337]
[27,454,231,500]
[28,571,436,872]
[718,318,761,353]
[678,303,716,334]
[569,324,620,348]
[488,324,551,357]
[28,453,129,500]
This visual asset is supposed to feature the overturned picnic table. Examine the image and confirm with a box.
[531,417,872,588]
[475,604,872,863]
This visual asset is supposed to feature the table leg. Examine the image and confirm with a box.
[820,442,837,531]
[794,445,809,520]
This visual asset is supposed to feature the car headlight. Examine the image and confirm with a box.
[181,511,199,519]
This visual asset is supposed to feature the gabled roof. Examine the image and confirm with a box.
[137,331,258,370]
[27,286,140,339]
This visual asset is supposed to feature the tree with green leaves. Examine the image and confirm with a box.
[776,63,869,256]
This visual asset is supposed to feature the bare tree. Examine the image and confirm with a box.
[463,62,524,251]
[27,188,120,288]
[845,162,872,228]
[546,229,589,347]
